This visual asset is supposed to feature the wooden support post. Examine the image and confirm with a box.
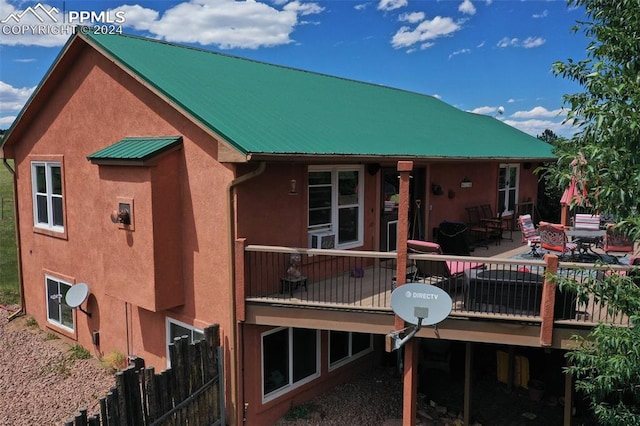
[395,161,413,331]
[540,254,559,346]
[464,342,473,426]
[396,161,416,426]
[564,359,574,426]
[403,338,419,426]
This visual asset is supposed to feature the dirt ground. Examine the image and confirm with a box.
[0,307,115,425]
[2,306,599,426]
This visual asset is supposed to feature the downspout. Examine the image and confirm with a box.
[226,161,266,426]
[2,159,25,320]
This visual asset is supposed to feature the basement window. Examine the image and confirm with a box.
[46,275,74,332]
[166,318,204,367]
[261,327,319,402]
[328,331,372,370]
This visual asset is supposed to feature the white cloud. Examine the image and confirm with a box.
[354,3,369,11]
[522,36,545,48]
[497,36,545,49]
[432,94,442,99]
[399,12,425,24]
[507,98,515,103]
[391,16,461,49]
[470,105,499,115]
[420,42,435,50]
[0,80,35,128]
[13,58,36,63]
[448,48,470,59]
[0,1,70,47]
[511,106,564,119]
[0,81,35,112]
[458,0,476,15]
[497,37,518,48]
[0,0,324,48]
[0,115,17,128]
[378,0,408,12]
[118,0,324,49]
[504,118,574,138]
[532,9,548,19]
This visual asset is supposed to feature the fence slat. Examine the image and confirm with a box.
[65,325,221,425]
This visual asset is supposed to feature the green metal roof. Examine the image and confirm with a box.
[87,136,182,163]
[80,33,553,161]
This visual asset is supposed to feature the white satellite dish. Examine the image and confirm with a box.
[386,283,453,351]
[391,283,452,326]
[65,283,92,317]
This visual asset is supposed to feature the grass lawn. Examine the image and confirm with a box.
[0,160,19,305]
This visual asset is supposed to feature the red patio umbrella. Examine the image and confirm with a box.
[560,153,589,226]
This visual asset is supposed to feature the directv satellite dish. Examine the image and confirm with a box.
[391,283,452,326]
[65,283,92,317]
[387,283,453,351]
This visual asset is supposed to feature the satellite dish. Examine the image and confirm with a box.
[65,283,92,317]
[391,283,452,326]
[496,106,505,116]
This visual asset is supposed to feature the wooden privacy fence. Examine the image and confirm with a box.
[65,324,225,426]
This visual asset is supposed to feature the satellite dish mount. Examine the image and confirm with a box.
[65,283,92,318]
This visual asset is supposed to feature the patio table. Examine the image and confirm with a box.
[565,229,609,262]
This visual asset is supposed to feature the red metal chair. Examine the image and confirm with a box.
[517,214,541,257]
[603,223,634,255]
[538,221,578,259]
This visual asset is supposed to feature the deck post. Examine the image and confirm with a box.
[396,161,416,426]
[540,254,559,346]
[403,338,419,426]
[235,238,247,322]
[464,342,473,425]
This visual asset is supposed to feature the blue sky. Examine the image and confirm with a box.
[0,0,588,137]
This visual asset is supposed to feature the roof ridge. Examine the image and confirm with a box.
[83,31,443,102]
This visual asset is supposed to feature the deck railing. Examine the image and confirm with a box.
[240,243,632,327]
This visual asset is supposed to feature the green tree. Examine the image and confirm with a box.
[551,0,640,424]
[536,129,564,222]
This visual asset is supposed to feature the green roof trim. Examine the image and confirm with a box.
[82,33,554,161]
[87,136,182,163]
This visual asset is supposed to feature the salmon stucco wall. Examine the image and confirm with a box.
[428,162,539,237]
[10,40,235,372]
[235,163,379,250]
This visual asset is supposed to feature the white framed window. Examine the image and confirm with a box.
[261,327,319,402]
[498,164,520,216]
[328,331,372,370]
[308,165,364,249]
[46,275,74,332]
[31,161,64,232]
[166,318,204,367]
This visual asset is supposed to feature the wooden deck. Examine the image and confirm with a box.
[241,232,633,348]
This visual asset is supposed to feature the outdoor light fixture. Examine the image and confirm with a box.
[288,179,298,195]
[461,177,473,188]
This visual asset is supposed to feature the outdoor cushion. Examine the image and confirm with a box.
[574,214,601,230]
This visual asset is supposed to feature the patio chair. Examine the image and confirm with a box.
[574,213,601,230]
[517,214,541,257]
[603,223,634,255]
[465,206,489,249]
[479,204,506,244]
[538,221,578,260]
[407,240,484,290]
